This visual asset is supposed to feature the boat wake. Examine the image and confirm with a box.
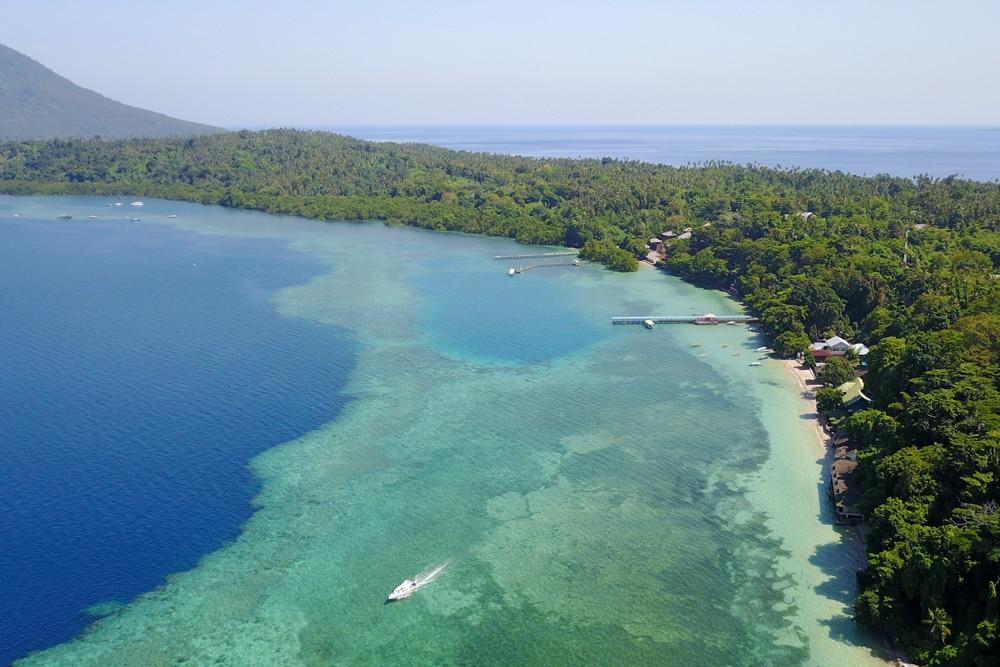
[414,562,449,588]
[386,562,450,602]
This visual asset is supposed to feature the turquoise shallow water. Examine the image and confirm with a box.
[10,197,888,665]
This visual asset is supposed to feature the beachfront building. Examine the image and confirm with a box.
[648,238,662,251]
[810,335,851,358]
[836,377,872,413]
[829,456,863,524]
[810,335,869,361]
[834,445,857,461]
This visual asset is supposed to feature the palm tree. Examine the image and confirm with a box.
[923,607,952,646]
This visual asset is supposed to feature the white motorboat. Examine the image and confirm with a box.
[386,562,448,601]
[387,579,418,601]
[508,267,516,276]
[130,201,144,207]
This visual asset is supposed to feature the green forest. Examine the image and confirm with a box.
[1,129,999,664]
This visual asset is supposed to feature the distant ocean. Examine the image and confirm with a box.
[326,125,1000,182]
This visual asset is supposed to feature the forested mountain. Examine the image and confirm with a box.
[1,129,999,664]
[0,44,220,139]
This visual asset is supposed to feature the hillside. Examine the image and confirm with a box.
[0,44,221,139]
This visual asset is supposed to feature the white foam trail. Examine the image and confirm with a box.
[411,562,449,592]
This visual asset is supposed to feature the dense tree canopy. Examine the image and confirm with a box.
[1,129,999,664]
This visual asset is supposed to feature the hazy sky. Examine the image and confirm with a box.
[2,1,998,127]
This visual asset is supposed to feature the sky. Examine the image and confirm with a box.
[1,0,998,127]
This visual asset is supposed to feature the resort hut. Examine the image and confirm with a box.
[834,446,857,461]
[660,231,677,240]
[677,231,692,240]
[836,377,872,412]
[648,238,662,250]
[830,458,858,478]
[828,457,863,524]
[809,335,854,358]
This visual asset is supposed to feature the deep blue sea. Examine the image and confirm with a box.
[0,205,356,664]
[329,125,1000,182]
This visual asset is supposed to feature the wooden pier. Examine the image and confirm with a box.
[611,315,757,325]
[495,251,579,260]
[511,261,579,273]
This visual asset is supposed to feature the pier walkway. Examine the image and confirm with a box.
[494,251,578,260]
[611,315,757,325]
[511,261,578,273]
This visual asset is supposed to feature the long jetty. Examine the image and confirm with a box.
[494,251,578,260]
[611,315,757,325]
[513,261,578,273]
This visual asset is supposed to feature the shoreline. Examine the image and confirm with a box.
[781,358,830,453]
[779,357,913,665]
[780,358,869,551]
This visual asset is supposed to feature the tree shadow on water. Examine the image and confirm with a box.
[809,528,892,660]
